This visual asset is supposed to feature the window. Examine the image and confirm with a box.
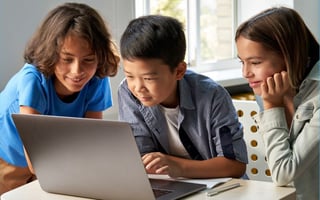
[135,0,237,72]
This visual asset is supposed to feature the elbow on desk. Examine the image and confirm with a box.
[271,173,294,187]
[273,179,290,187]
[230,160,247,178]
[268,160,296,186]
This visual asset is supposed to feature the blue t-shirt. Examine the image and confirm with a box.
[0,63,112,167]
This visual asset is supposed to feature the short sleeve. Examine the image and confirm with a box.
[18,68,47,113]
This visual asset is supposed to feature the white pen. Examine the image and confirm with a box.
[207,183,241,197]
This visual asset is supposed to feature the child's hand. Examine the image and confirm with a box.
[142,152,182,177]
[260,71,293,109]
[142,152,169,174]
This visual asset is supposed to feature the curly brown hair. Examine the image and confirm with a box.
[24,2,120,78]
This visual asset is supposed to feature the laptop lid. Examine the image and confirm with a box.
[12,114,206,200]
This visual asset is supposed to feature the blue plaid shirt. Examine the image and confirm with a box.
[118,70,248,164]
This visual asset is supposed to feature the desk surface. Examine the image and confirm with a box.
[1,178,295,200]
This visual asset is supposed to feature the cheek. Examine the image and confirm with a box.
[127,83,135,93]
[257,64,281,80]
[144,83,161,96]
[53,65,65,76]
[264,69,281,79]
[54,62,70,74]
[81,65,98,79]
[151,84,170,98]
[260,70,275,80]
[85,64,98,72]
[87,67,97,77]
[126,80,142,95]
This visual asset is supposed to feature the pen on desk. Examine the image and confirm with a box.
[207,183,241,197]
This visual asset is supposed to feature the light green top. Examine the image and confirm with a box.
[254,61,320,200]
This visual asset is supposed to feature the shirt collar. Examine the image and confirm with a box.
[178,70,195,110]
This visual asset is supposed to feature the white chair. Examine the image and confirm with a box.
[232,99,272,182]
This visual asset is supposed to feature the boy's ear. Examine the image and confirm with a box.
[176,62,187,80]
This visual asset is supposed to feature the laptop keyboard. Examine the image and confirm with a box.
[152,188,172,198]
[150,179,174,197]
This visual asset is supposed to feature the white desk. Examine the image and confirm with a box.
[1,179,295,200]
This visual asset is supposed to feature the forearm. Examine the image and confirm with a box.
[171,156,246,178]
[85,111,103,119]
[24,148,35,174]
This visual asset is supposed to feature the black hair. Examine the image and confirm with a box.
[120,15,186,71]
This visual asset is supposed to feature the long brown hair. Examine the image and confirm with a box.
[235,7,319,89]
[24,2,120,78]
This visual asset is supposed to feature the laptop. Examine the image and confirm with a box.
[12,114,206,200]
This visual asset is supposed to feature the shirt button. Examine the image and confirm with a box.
[296,115,299,119]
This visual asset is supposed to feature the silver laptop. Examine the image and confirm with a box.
[12,114,206,200]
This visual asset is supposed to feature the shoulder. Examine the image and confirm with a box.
[20,63,42,77]
[306,60,320,81]
[179,70,232,109]
[118,78,131,94]
[18,63,47,86]
[182,70,227,93]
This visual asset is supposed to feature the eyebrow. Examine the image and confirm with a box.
[124,70,158,76]
[237,55,263,60]
[60,51,95,57]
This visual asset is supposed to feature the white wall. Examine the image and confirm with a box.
[0,0,134,119]
[294,0,320,42]
[237,0,319,42]
[237,0,293,24]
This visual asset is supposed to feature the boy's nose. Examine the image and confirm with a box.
[134,80,146,92]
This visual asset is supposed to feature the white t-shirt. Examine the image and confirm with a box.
[159,105,190,159]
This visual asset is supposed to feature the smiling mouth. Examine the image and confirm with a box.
[71,78,82,82]
[68,76,86,83]
[248,81,261,88]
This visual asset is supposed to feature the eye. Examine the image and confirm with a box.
[61,58,73,63]
[144,77,156,81]
[251,61,262,65]
[83,58,96,64]
[125,75,134,79]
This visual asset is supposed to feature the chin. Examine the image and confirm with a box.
[141,101,156,107]
[252,89,261,96]
[68,85,84,93]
